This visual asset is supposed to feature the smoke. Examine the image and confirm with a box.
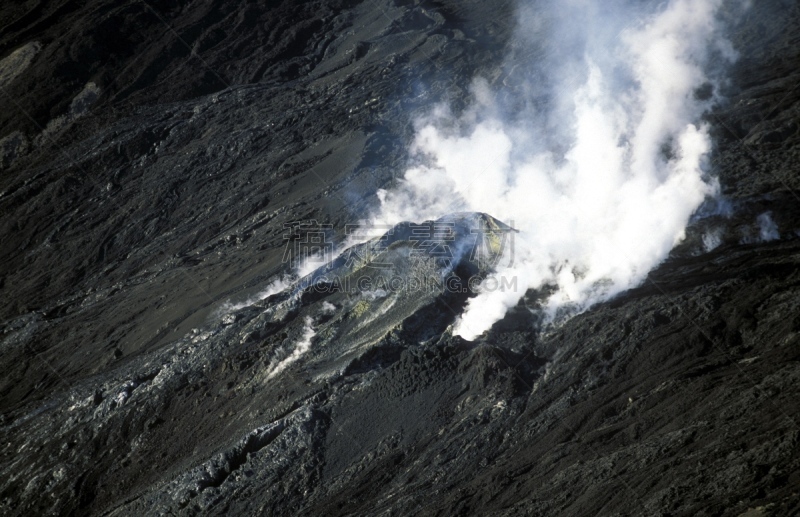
[702,227,724,251]
[215,253,335,317]
[214,276,292,316]
[374,0,742,340]
[740,211,781,244]
[756,212,780,242]
[266,316,316,379]
[319,301,337,315]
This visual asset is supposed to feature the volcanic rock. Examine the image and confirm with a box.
[1,0,799,515]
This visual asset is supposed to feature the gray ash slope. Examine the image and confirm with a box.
[1,0,800,515]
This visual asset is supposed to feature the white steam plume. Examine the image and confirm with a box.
[266,316,316,379]
[215,252,336,317]
[215,276,292,316]
[374,0,740,340]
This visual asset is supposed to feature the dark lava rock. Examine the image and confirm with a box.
[1,0,799,516]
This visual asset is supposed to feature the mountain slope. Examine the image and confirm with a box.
[1,0,799,515]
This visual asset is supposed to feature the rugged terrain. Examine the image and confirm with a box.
[1,0,799,515]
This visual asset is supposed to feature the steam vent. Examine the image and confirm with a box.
[1,0,800,515]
